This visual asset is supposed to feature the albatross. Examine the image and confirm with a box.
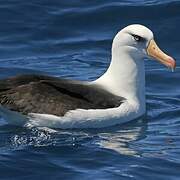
[0,24,176,128]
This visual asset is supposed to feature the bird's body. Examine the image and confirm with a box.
[0,24,175,128]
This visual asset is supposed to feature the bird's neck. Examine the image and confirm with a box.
[93,48,145,111]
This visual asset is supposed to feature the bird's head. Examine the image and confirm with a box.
[112,24,176,70]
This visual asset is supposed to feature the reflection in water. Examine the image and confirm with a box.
[0,117,148,156]
[96,118,148,156]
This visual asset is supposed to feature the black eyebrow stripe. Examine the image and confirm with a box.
[129,33,146,41]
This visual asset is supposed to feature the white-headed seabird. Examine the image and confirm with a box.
[0,24,176,128]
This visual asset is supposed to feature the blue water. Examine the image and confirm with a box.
[0,0,180,179]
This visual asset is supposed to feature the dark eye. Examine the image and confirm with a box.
[132,34,142,42]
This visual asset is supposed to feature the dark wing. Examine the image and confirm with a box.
[0,74,125,116]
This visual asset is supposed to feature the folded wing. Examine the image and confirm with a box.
[0,74,125,116]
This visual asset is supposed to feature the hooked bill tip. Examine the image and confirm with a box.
[167,57,176,70]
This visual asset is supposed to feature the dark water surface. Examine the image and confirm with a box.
[0,0,180,179]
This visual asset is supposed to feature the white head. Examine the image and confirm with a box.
[112,24,175,69]
[95,24,175,107]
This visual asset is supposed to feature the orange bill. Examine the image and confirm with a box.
[147,39,176,70]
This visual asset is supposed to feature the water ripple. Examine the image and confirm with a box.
[0,0,180,179]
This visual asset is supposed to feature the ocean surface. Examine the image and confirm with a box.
[0,0,180,179]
